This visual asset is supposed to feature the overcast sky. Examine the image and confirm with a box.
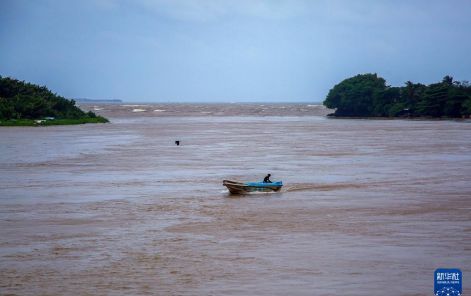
[1,0,470,102]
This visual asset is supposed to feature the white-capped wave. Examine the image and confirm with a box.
[132,108,147,112]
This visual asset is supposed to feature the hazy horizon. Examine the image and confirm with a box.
[1,0,471,102]
[75,98,324,104]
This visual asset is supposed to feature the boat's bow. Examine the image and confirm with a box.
[222,180,248,194]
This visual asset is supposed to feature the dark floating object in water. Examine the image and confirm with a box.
[223,180,283,194]
[175,140,180,146]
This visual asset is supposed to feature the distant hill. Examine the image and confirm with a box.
[75,98,122,103]
[0,76,108,126]
[323,74,471,118]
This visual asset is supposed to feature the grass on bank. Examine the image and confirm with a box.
[0,116,109,126]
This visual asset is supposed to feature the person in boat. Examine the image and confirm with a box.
[263,174,272,183]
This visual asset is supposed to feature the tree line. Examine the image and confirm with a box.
[0,76,107,122]
[323,73,471,118]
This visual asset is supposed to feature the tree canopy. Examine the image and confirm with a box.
[323,74,471,118]
[0,76,108,123]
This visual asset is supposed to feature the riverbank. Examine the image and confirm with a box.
[0,117,109,126]
[0,76,109,126]
[326,114,471,120]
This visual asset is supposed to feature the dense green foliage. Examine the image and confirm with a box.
[0,76,108,125]
[323,74,471,118]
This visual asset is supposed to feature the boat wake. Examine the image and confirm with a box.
[284,182,365,192]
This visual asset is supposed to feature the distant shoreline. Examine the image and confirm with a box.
[326,114,471,120]
[75,98,123,103]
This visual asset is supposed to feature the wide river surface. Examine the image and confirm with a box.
[1,103,470,295]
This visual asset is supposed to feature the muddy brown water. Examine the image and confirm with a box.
[1,103,470,295]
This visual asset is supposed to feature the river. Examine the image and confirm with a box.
[1,103,470,295]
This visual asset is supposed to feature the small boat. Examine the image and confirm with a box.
[223,180,283,194]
